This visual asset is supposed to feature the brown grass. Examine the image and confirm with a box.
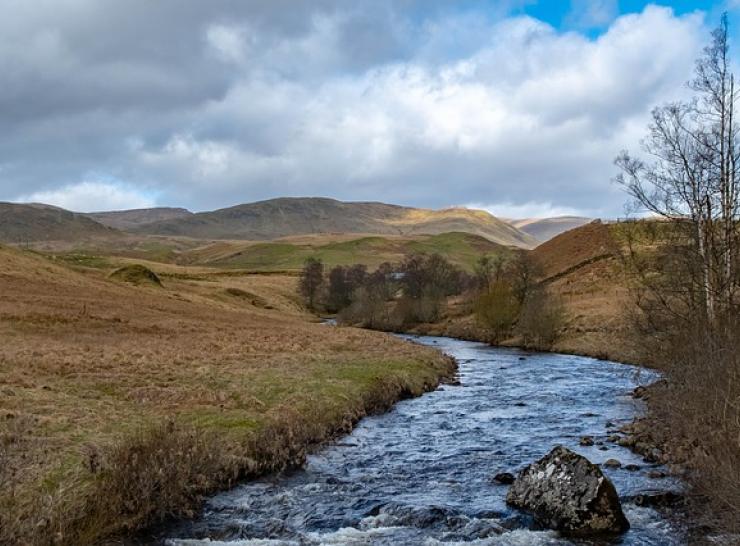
[0,245,454,545]
[404,222,639,363]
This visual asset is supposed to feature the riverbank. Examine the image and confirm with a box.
[0,246,456,546]
[150,334,684,545]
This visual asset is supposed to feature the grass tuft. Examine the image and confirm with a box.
[109,264,163,287]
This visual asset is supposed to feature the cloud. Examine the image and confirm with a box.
[566,0,619,29]
[19,181,156,212]
[206,24,249,64]
[468,201,588,219]
[0,2,708,217]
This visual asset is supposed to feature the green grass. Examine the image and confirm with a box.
[211,232,505,272]
[5,354,453,545]
[109,264,162,286]
[49,253,112,269]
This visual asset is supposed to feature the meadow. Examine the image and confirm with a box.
[0,244,454,545]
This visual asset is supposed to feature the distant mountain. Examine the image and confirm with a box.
[508,216,593,243]
[131,197,539,248]
[84,207,192,231]
[0,202,120,242]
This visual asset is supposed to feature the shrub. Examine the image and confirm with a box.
[394,290,444,326]
[516,288,565,349]
[338,286,398,330]
[109,264,162,287]
[474,281,520,343]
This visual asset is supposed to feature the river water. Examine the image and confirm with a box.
[151,335,684,546]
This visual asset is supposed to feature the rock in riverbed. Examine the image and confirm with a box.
[624,490,683,508]
[506,446,630,537]
[492,472,515,485]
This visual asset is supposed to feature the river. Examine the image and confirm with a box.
[147,334,684,545]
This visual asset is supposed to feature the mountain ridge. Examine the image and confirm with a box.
[127,197,539,248]
[1,198,596,247]
[0,202,121,243]
[84,207,192,231]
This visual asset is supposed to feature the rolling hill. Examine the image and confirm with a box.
[508,216,592,243]
[185,232,506,272]
[0,202,120,242]
[131,198,538,248]
[84,207,192,230]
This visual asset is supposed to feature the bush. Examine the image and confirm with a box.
[394,290,444,326]
[516,288,565,349]
[633,312,740,536]
[109,264,162,287]
[338,286,399,330]
[474,281,520,343]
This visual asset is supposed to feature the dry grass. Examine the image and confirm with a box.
[0,245,454,545]
[405,222,639,363]
[644,333,740,538]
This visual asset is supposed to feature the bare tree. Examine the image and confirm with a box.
[299,257,324,311]
[508,251,543,307]
[616,17,740,532]
[616,14,740,326]
[473,254,508,291]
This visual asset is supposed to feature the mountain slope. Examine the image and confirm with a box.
[84,207,192,230]
[0,202,120,242]
[509,216,592,243]
[133,197,538,248]
[185,232,505,272]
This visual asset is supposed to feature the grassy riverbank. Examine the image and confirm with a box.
[0,245,455,545]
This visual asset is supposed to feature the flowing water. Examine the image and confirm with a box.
[147,335,685,546]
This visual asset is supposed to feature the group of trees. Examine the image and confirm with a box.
[615,16,740,532]
[299,253,469,329]
[473,251,564,347]
[298,249,563,347]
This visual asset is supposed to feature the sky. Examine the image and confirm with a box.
[1,1,739,218]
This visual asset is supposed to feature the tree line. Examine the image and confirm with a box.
[299,253,468,329]
[299,250,563,348]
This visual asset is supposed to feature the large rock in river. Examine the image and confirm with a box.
[506,446,630,537]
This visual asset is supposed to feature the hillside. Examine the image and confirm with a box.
[84,207,192,230]
[0,202,120,242]
[509,216,592,242]
[529,221,633,360]
[532,220,618,279]
[182,232,504,272]
[132,197,538,248]
[0,243,451,545]
[407,221,636,363]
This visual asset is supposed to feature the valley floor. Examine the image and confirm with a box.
[0,245,454,546]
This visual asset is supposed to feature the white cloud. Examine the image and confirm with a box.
[567,0,619,29]
[206,24,249,64]
[18,181,156,212]
[467,201,588,220]
[134,6,702,213]
[0,3,710,215]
